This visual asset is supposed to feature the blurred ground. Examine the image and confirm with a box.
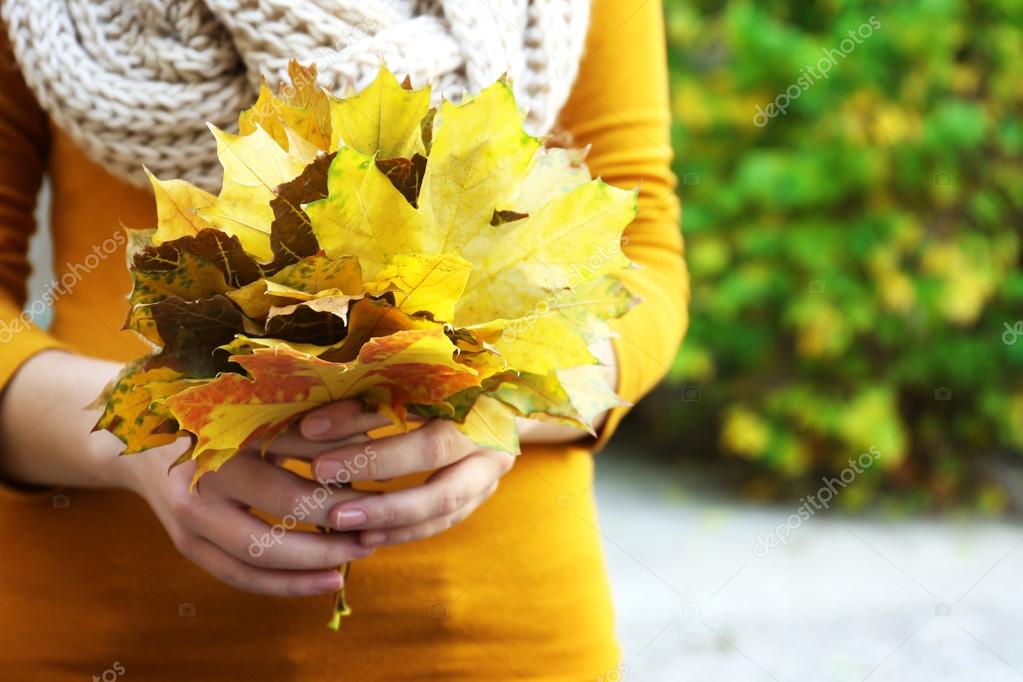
[595,449,1023,681]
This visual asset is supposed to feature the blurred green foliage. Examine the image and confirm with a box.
[651,0,1023,508]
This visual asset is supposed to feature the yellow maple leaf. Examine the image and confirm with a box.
[91,361,200,453]
[145,169,215,244]
[417,79,541,253]
[512,146,592,213]
[240,60,332,153]
[329,67,431,157]
[467,315,596,376]
[306,146,426,277]
[455,180,636,325]
[198,125,310,261]
[364,252,472,319]
[454,395,520,454]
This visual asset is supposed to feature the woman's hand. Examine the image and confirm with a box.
[289,340,619,548]
[297,405,515,548]
[0,351,382,597]
[120,441,376,597]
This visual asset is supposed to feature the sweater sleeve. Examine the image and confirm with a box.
[0,35,67,392]
[556,0,689,449]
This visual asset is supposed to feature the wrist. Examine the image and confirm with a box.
[85,430,135,491]
[0,350,159,490]
[96,437,190,495]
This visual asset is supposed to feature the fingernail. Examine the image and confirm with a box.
[315,460,342,482]
[362,531,386,547]
[319,572,344,592]
[334,509,368,529]
[303,414,332,438]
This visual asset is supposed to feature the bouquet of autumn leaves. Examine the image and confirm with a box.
[93,62,637,625]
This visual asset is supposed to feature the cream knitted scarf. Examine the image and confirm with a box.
[2,0,590,191]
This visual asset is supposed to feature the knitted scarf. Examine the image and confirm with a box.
[2,0,590,191]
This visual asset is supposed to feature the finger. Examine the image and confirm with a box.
[177,496,374,570]
[359,481,499,547]
[299,400,392,441]
[172,530,345,597]
[262,429,370,460]
[200,455,373,527]
[313,421,475,483]
[327,451,509,531]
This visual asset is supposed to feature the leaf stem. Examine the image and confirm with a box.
[318,524,353,630]
[327,560,352,631]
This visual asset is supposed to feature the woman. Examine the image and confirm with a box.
[0,0,686,679]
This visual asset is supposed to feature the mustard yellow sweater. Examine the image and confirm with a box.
[0,1,687,678]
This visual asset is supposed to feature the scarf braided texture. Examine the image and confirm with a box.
[2,0,590,190]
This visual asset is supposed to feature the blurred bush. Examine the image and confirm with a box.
[642,0,1023,509]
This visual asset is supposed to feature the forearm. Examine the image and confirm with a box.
[0,349,132,488]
